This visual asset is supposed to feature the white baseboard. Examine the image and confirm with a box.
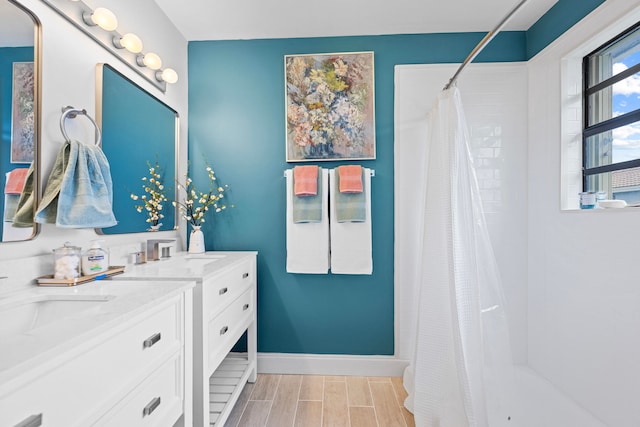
[257,353,410,377]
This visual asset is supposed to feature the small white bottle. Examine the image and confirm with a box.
[82,240,109,276]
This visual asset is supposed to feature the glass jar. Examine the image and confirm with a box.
[579,191,596,209]
[53,242,82,279]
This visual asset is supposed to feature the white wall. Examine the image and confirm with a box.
[0,0,188,278]
[528,1,640,425]
[395,63,529,364]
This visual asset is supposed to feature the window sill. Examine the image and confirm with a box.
[562,206,638,212]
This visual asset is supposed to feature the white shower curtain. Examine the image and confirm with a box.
[403,87,513,427]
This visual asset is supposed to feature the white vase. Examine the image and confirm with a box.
[188,225,205,254]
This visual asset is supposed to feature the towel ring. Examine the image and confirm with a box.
[60,106,102,146]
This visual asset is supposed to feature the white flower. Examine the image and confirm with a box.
[174,161,230,227]
[132,159,168,227]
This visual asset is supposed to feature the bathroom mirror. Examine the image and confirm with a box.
[0,0,40,242]
[96,63,178,234]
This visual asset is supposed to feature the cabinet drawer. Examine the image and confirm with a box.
[96,354,183,426]
[0,297,182,427]
[204,259,253,319]
[107,296,181,374]
[207,289,254,371]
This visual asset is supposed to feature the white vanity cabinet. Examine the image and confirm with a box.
[0,281,194,427]
[195,253,257,427]
[120,251,258,427]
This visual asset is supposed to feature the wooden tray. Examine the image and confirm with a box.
[37,266,126,287]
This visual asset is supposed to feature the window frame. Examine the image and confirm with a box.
[582,21,640,193]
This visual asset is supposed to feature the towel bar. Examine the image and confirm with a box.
[284,168,375,177]
[60,106,102,146]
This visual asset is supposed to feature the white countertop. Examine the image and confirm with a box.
[120,251,258,280]
[0,278,195,388]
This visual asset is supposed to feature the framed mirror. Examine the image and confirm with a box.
[96,63,178,234]
[0,0,40,242]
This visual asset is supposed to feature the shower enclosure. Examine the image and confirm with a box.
[394,62,605,427]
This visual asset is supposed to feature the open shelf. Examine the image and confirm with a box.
[209,353,254,426]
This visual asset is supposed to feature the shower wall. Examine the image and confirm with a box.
[394,62,528,364]
[527,1,640,425]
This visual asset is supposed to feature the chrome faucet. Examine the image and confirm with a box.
[146,239,175,261]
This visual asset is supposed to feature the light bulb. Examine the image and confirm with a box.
[156,68,178,84]
[137,52,162,70]
[83,7,118,31]
[113,33,143,53]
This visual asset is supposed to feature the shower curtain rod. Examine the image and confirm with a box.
[444,0,530,90]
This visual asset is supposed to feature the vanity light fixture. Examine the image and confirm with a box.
[41,0,178,92]
[82,7,118,32]
[157,68,179,84]
[137,52,162,70]
[113,33,143,54]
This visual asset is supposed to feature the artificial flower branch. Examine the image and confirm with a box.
[130,158,167,229]
[173,163,228,228]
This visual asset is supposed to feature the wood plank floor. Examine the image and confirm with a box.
[223,374,415,427]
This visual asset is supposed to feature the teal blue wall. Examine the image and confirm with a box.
[526,0,606,59]
[187,0,603,355]
[0,47,34,240]
[188,33,524,355]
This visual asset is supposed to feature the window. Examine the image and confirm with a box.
[583,22,640,203]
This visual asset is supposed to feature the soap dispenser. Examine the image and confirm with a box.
[82,240,109,276]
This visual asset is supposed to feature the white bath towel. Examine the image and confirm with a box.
[330,168,373,275]
[286,168,330,274]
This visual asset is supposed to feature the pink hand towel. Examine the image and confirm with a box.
[5,168,29,194]
[294,165,319,196]
[338,165,363,193]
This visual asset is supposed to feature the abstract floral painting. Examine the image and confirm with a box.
[285,52,375,162]
[11,62,35,163]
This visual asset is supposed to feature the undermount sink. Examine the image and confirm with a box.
[0,294,115,339]
[185,253,226,260]
[183,257,222,267]
[150,254,226,272]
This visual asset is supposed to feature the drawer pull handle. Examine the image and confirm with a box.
[143,333,161,349]
[219,287,228,295]
[242,272,249,279]
[243,303,250,311]
[14,414,42,427]
[143,397,161,417]
[220,326,229,335]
